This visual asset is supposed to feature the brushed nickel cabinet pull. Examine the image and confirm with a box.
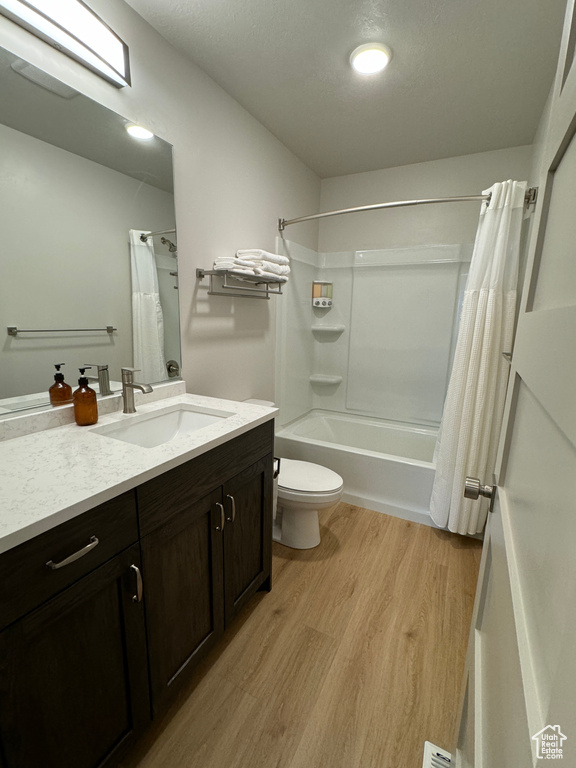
[226,494,236,523]
[215,502,225,531]
[45,536,99,570]
[130,564,143,603]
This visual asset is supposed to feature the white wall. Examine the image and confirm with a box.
[276,243,471,428]
[318,246,471,425]
[0,0,320,404]
[318,146,533,253]
[0,124,175,399]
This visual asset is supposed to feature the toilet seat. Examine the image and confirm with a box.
[278,459,343,495]
[278,486,343,505]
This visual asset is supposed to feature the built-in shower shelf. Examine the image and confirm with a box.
[309,374,343,385]
[311,325,345,336]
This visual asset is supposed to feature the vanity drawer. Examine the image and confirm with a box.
[0,491,138,631]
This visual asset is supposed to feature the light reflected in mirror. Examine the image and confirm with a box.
[0,47,180,415]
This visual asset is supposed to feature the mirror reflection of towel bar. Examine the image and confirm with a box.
[7,326,117,336]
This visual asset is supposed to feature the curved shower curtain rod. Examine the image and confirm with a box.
[277,187,538,231]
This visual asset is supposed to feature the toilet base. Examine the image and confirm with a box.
[273,505,321,549]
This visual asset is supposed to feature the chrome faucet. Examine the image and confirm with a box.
[121,367,153,414]
[85,363,113,396]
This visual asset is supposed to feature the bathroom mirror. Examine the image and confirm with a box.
[0,46,180,414]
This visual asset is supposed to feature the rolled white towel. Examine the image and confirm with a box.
[227,267,258,278]
[236,249,289,266]
[213,261,237,271]
[255,270,289,283]
[214,256,259,268]
[257,260,290,276]
[235,257,261,268]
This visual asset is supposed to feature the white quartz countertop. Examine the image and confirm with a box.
[0,393,277,555]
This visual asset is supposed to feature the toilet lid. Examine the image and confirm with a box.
[278,459,343,493]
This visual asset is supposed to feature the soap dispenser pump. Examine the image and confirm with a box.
[73,367,98,426]
[49,363,73,407]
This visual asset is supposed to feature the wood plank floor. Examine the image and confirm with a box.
[122,503,482,768]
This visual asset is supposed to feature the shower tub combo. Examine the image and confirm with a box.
[275,410,437,526]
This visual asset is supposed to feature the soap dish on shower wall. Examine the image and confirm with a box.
[311,325,345,336]
[309,375,343,386]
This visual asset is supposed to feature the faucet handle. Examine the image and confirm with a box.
[85,363,109,371]
[121,367,140,384]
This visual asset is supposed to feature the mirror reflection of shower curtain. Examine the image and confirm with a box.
[129,230,166,382]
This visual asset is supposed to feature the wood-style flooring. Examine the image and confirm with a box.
[122,503,482,768]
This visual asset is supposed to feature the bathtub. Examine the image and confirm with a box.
[274,410,437,526]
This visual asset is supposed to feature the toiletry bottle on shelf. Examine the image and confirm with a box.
[49,363,73,407]
[73,367,98,426]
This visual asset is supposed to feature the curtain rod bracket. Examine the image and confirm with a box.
[140,229,176,242]
[525,186,538,209]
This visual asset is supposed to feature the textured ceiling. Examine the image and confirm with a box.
[125,0,566,178]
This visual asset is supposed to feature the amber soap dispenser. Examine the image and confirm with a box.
[73,367,98,426]
[49,363,73,407]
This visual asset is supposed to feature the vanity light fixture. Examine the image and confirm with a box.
[0,0,130,87]
[126,124,154,140]
[350,43,392,75]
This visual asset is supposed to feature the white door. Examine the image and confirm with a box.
[455,2,576,765]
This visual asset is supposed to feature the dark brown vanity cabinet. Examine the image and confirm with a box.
[222,454,272,624]
[0,493,149,768]
[139,488,225,714]
[0,420,274,764]
[138,422,273,715]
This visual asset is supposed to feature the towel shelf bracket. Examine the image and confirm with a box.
[196,269,283,300]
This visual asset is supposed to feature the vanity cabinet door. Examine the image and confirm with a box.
[222,454,273,626]
[0,544,149,768]
[140,489,225,715]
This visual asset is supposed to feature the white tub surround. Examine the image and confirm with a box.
[0,394,277,554]
[275,410,437,526]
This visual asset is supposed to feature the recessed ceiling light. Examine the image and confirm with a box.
[350,43,392,75]
[126,124,154,140]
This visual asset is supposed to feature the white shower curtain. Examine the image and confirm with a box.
[129,230,166,383]
[430,180,527,535]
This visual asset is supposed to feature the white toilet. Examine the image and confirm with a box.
[243,400,344,549]
[274,458,343,549]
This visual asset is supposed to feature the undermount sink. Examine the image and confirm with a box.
[93,403,235,448]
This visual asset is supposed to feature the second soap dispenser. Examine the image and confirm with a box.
[73,367,98,426]
[49,363,73,407]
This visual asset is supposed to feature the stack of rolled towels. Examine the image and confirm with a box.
[213,249,290,283]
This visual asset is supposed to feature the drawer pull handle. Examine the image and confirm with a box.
[46,536,99,570]
[215,503,225,532]
[130,564,143,603]
[226,494,236,523]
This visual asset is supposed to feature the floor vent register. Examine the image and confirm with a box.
[422,741,452,768]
